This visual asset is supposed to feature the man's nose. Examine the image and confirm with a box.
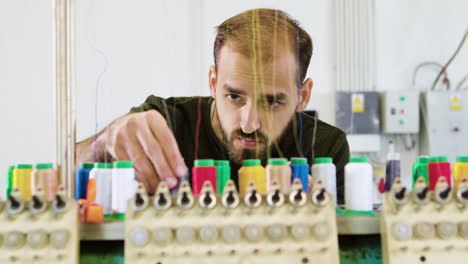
[240,103,261,134]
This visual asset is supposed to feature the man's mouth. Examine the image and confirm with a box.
[237,137,264,148]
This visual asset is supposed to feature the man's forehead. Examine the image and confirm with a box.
[217,46,297,75]
[217,47,299,93]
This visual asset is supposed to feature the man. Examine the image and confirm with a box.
[76,8,349,203]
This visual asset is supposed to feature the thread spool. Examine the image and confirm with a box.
[385,142,401,191]
[13,164,33,201]
[311,157,336,205]
[192,159,217,197]
[345,157,373,211]
[31,163,58,201]
[290,158,309,193]
[428,156,451,191]
[5,165,14,199]
[412,156,429,188]
[454,157,468,190]
[214,160,230,195]
[111,161,137,220]
[238,160,266,196]
[89,163,113,216]
[76,163,94,200]
[266,158,291,194]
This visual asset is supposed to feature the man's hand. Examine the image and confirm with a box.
[309,174,312,191]
[78,110,187,193]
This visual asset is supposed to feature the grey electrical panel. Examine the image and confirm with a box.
[336,92,381,134]
[420,91,468,162]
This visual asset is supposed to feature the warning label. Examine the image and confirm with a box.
[450,94,462,111]
[352,94,364,113]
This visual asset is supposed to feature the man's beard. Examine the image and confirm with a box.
[217,112,296,166]
[224,129,268,165]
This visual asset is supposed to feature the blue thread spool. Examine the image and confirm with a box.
[290,158,310,192]
[76,162,95,200]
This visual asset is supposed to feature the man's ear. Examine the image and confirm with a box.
[297,78,313,111]
[208,65,217,98]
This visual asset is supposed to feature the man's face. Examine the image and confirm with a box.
[209,45,312,164]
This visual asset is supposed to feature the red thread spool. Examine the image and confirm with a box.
[192,159,216,196]
[428,156,451,191]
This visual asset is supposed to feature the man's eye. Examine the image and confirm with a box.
[227,94,241,102]
[267,98,282,107]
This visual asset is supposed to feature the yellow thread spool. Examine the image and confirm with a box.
[454,157,468,190]
[13,164,33,201]
[238,159,266,196]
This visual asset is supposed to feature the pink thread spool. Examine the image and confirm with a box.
[31,163,58,201]
[266,158,292,194]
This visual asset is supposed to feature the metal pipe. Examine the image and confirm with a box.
[54,0,76,198]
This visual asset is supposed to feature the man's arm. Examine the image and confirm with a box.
[75,110,188,193]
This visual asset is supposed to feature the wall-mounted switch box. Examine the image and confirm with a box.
[381,91,419,134]
[336,92,381,134]
[420,91,468,162]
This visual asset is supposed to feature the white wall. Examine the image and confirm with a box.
[0,0,54,199]
[75,0,200,141]
[1,0,467,197]
[375,0,468,91]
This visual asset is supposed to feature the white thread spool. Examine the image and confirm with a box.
[112,161,137,217]
[89,163,113,215]
[311,157,336,205]
[345,157,373,211]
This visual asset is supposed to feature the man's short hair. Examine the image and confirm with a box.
[213,8,313,83]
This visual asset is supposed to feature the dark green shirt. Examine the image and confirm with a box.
[131,96,349,203]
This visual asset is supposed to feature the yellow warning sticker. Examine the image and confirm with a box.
[450,94,462,111]
[352,94,364,112]
[374,169,385,175]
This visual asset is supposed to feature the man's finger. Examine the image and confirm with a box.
[308,174,312,191]
[147,111,187,178]
[111,142,153,193]
[136,124,178,189]
[125,135,158,193]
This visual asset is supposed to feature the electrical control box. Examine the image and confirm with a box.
[336,92,381,134]
[125,179,339,264]
[420,91,468,162]
[336,92,381,152]
[381,91,420,134]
